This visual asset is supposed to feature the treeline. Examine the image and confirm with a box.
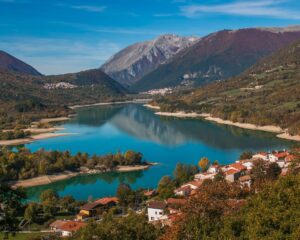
[0,130,30,140]
[0,147,144,181]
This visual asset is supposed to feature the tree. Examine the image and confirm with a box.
[74,212,162,240]
[39,189,59,203]
[220,174,300,239]
[266,162,281,180]
[0,184,26,239]
[24,202,39,224]
[173,163,199,185]
[239,151,253,160]
[116,183,134,207]
[198,157,210,172]
[157,176,175,199]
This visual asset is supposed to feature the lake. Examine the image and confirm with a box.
[26,104,295,201]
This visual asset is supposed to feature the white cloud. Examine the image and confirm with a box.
[0,37,121,75]
[180,0,300,20]
[70,5,106,13]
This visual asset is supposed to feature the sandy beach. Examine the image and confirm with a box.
[0,133,72,146]
[277,133,300,141]
[39,117,70,123]
[70,99,151,109]
[143,104,161,110]
[9,171,79,188]
[152,108,300,142]
[116,164,151,172]
[155,111,209,118]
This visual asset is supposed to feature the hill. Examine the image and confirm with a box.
[0,50,42,76]
[133,28,300,91]
[156,38,300,135]
[100,34,198,86]
[0,68,128,129]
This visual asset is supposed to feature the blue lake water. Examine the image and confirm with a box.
[25,104,295,201]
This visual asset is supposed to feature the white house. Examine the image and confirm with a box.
[174,185,192,197]
[207,164,219,174]
[194,172,216,181]
[252,152,269,161]
[148,201,168,222]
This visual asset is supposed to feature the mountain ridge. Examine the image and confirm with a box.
[0,50,42,76]
[133,28,300,91]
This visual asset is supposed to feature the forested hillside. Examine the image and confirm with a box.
[0,68,128,129]
[156,39,300,135]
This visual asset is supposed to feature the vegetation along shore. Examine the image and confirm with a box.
[0,147,152,188]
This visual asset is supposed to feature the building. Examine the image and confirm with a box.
[239,175,252,188]
[147,201,167,222]
[77,197,118,221]
[225,169,242,182]
[181,180,203,190]
[194,172,216,181]
[253,152,269,161]
[50,220,86,237]
[174,185,192,197]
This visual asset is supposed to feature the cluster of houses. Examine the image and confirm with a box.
[147,149,299,225]
[49,197,118,237]
[48,149,299,236]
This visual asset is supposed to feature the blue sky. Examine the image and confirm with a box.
[0,0,300,75]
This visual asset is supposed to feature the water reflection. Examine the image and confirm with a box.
[98,104,294,149]
[26,170,145,201]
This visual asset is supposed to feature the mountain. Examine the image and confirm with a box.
[156,38,300,135]
[133,28,300,91]
[0,50,42,76]
[100,34,198,86]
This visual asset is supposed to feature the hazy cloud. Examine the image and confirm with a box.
[180,0,300,20]
[70,5,107,12]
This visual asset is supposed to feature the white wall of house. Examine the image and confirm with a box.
[148,208,166,222]
[61,231,72,237]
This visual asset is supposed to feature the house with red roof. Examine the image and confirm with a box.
[50,220,86,237]
[77,197,118,220]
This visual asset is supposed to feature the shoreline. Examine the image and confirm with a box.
[0,132,72,146]
[9,164,155,188]
[145,105,300,142]
[0,117,74,146]
[69,99,152,109]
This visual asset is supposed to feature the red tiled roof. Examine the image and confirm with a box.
[285,155,295,162]
[50,220,65,229]
[94,197,118,205]
[144,190,156,197]
[167,198,187,206]
[274,152,288,159]
[148,201,167,209]
[175,185,192,192]
[81,202,101,211]
[229,163,247,171]
[225,169,240,175]
[183,180,203,188]
[59,221,86,232]
[239,175,251,182]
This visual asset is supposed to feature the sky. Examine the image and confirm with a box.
[0,0,300,75]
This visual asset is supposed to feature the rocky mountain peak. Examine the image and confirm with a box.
[100,34,199,86]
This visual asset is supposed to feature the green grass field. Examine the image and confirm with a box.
[0,232,44,240]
